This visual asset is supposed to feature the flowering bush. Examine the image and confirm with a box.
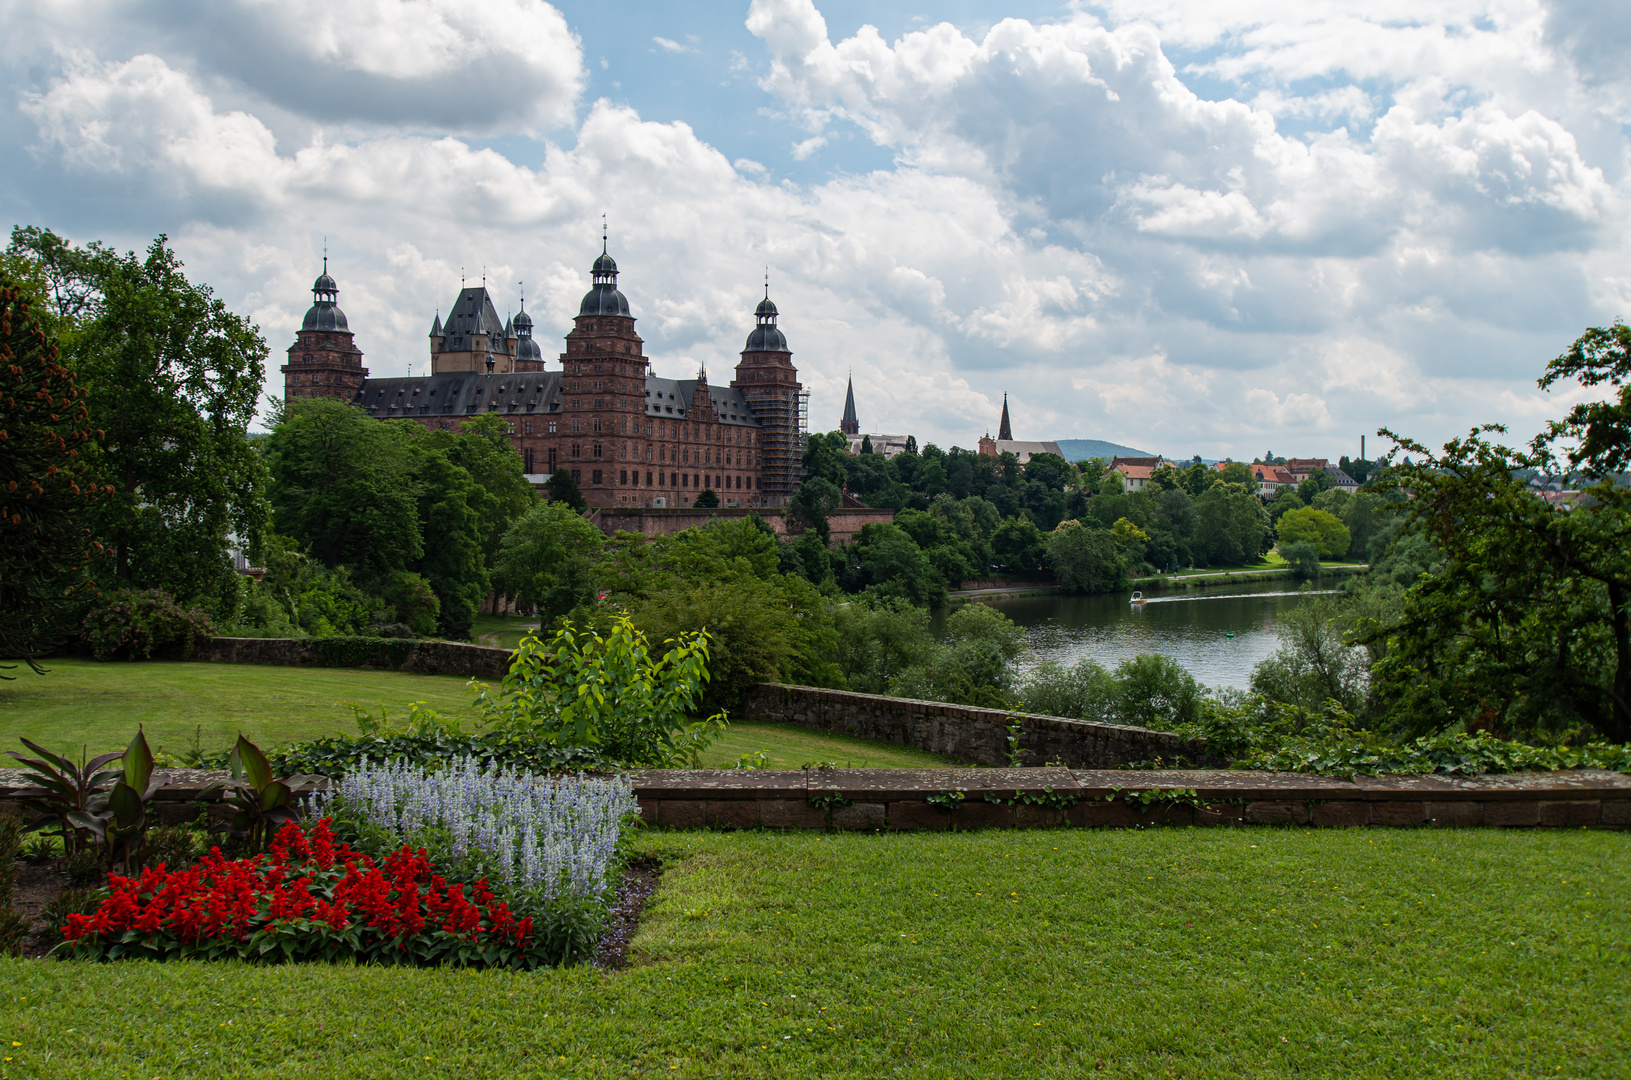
[80,588,214,661]
[59,818,578,968]
[319,757,636,906]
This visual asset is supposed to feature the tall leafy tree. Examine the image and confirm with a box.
[1370,324,1631,739]
[265,397,421,580]
[427,414,535,570]
[0,280,103,670]
[410,448,489,640]
[8,229,268,609]
[493,501,603,622]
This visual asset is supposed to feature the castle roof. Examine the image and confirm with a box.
[301,258,350,331]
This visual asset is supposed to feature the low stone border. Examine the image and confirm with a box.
[7,767,1626,831]
[739,684,1210,768]
[192,637,510,680]
[631,767,1631,830]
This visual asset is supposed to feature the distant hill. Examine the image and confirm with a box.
[1052,438,1156,463]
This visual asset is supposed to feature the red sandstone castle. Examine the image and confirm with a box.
[282,242,809,509]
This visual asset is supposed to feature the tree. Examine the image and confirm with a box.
[852,522,942,605]
[1193,484,1269,565]
[787,476,842,541]
[801,430,850,486]
[9,229,269,610]
[411,449,489,639]
[1046,520,1127,594]
[859,434,874,455]
[990,517,1046,576]
[1360,325,1631,740]
[545,468,587,511]
[1297,471,1332,503]
[0,280,103,670]
[1277,507,1351,559]
[428,414,535,574]
[265,398,421,581]
[492,501,604,622]
[693,488,720,509]
[1281,541,1322,581]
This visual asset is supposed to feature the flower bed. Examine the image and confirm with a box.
[318,757,636,904]
[59,819,570,968]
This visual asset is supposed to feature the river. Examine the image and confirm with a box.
[976,580,1336,691]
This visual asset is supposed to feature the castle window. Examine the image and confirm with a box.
[548,448,557,470]
[620,470,627,485]
[302,354,312,364]
[572,419,581,433]
[572,469,581,483]
[593,442,602,458]
[524,448,535,472]
[547,420,557,434]
[593,418,602,432]
[571,443,580,457]
[524,421,534,435]
[592,469,602,485]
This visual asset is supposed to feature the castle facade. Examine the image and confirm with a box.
[282,244,809,509]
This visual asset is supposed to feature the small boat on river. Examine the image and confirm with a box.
[1129,591,1146,605]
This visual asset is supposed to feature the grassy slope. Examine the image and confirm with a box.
[2,827,1625,1078]
[0,659,951,769]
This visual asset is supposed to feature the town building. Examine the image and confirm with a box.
[283,243,809,509]
[1109,456,1166,492]
[836,375,912,457]
[977,393,1063,464]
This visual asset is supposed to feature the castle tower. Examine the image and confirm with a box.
[282,258,368,401]
[559,235,647,504]
[731,280,806,503]
[840,375,859,435]
[997,392,1013,441]
[430,283,528,374]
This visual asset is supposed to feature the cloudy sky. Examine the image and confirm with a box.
[3,0,1627,459]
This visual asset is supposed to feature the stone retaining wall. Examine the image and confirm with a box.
[6,767,1625,832]
[192,637,510,681]
[631,767,1631,831]
[740,683,1208,768]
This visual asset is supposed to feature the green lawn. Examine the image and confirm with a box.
[0,659,951,769]
[469,613,540,652]
[2,827,1625,1078]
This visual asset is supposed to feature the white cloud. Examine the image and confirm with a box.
[3,0,1626,458]
[6,0,584,134]
[653,37,691,54]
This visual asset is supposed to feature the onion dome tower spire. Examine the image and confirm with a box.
[840,374,859,435]
[301,253,349,331]
[997,392,1012,441]
[579,219,632,317]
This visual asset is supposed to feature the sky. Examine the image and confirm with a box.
[2,0,1628,460]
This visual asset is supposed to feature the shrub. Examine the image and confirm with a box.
[472,616,725,767]
[59,818,578,968]
[80,588,214,660]
[311,636,417,668]
[1015,659,1117,724]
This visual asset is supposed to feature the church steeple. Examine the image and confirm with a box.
[840,375,859,435]
[997,393,1012,441]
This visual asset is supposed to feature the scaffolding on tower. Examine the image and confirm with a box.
[745,386,809,504]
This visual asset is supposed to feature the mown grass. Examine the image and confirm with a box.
[0,659,951,769]
[469,613,539,652]
[1,827,1625,1078]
